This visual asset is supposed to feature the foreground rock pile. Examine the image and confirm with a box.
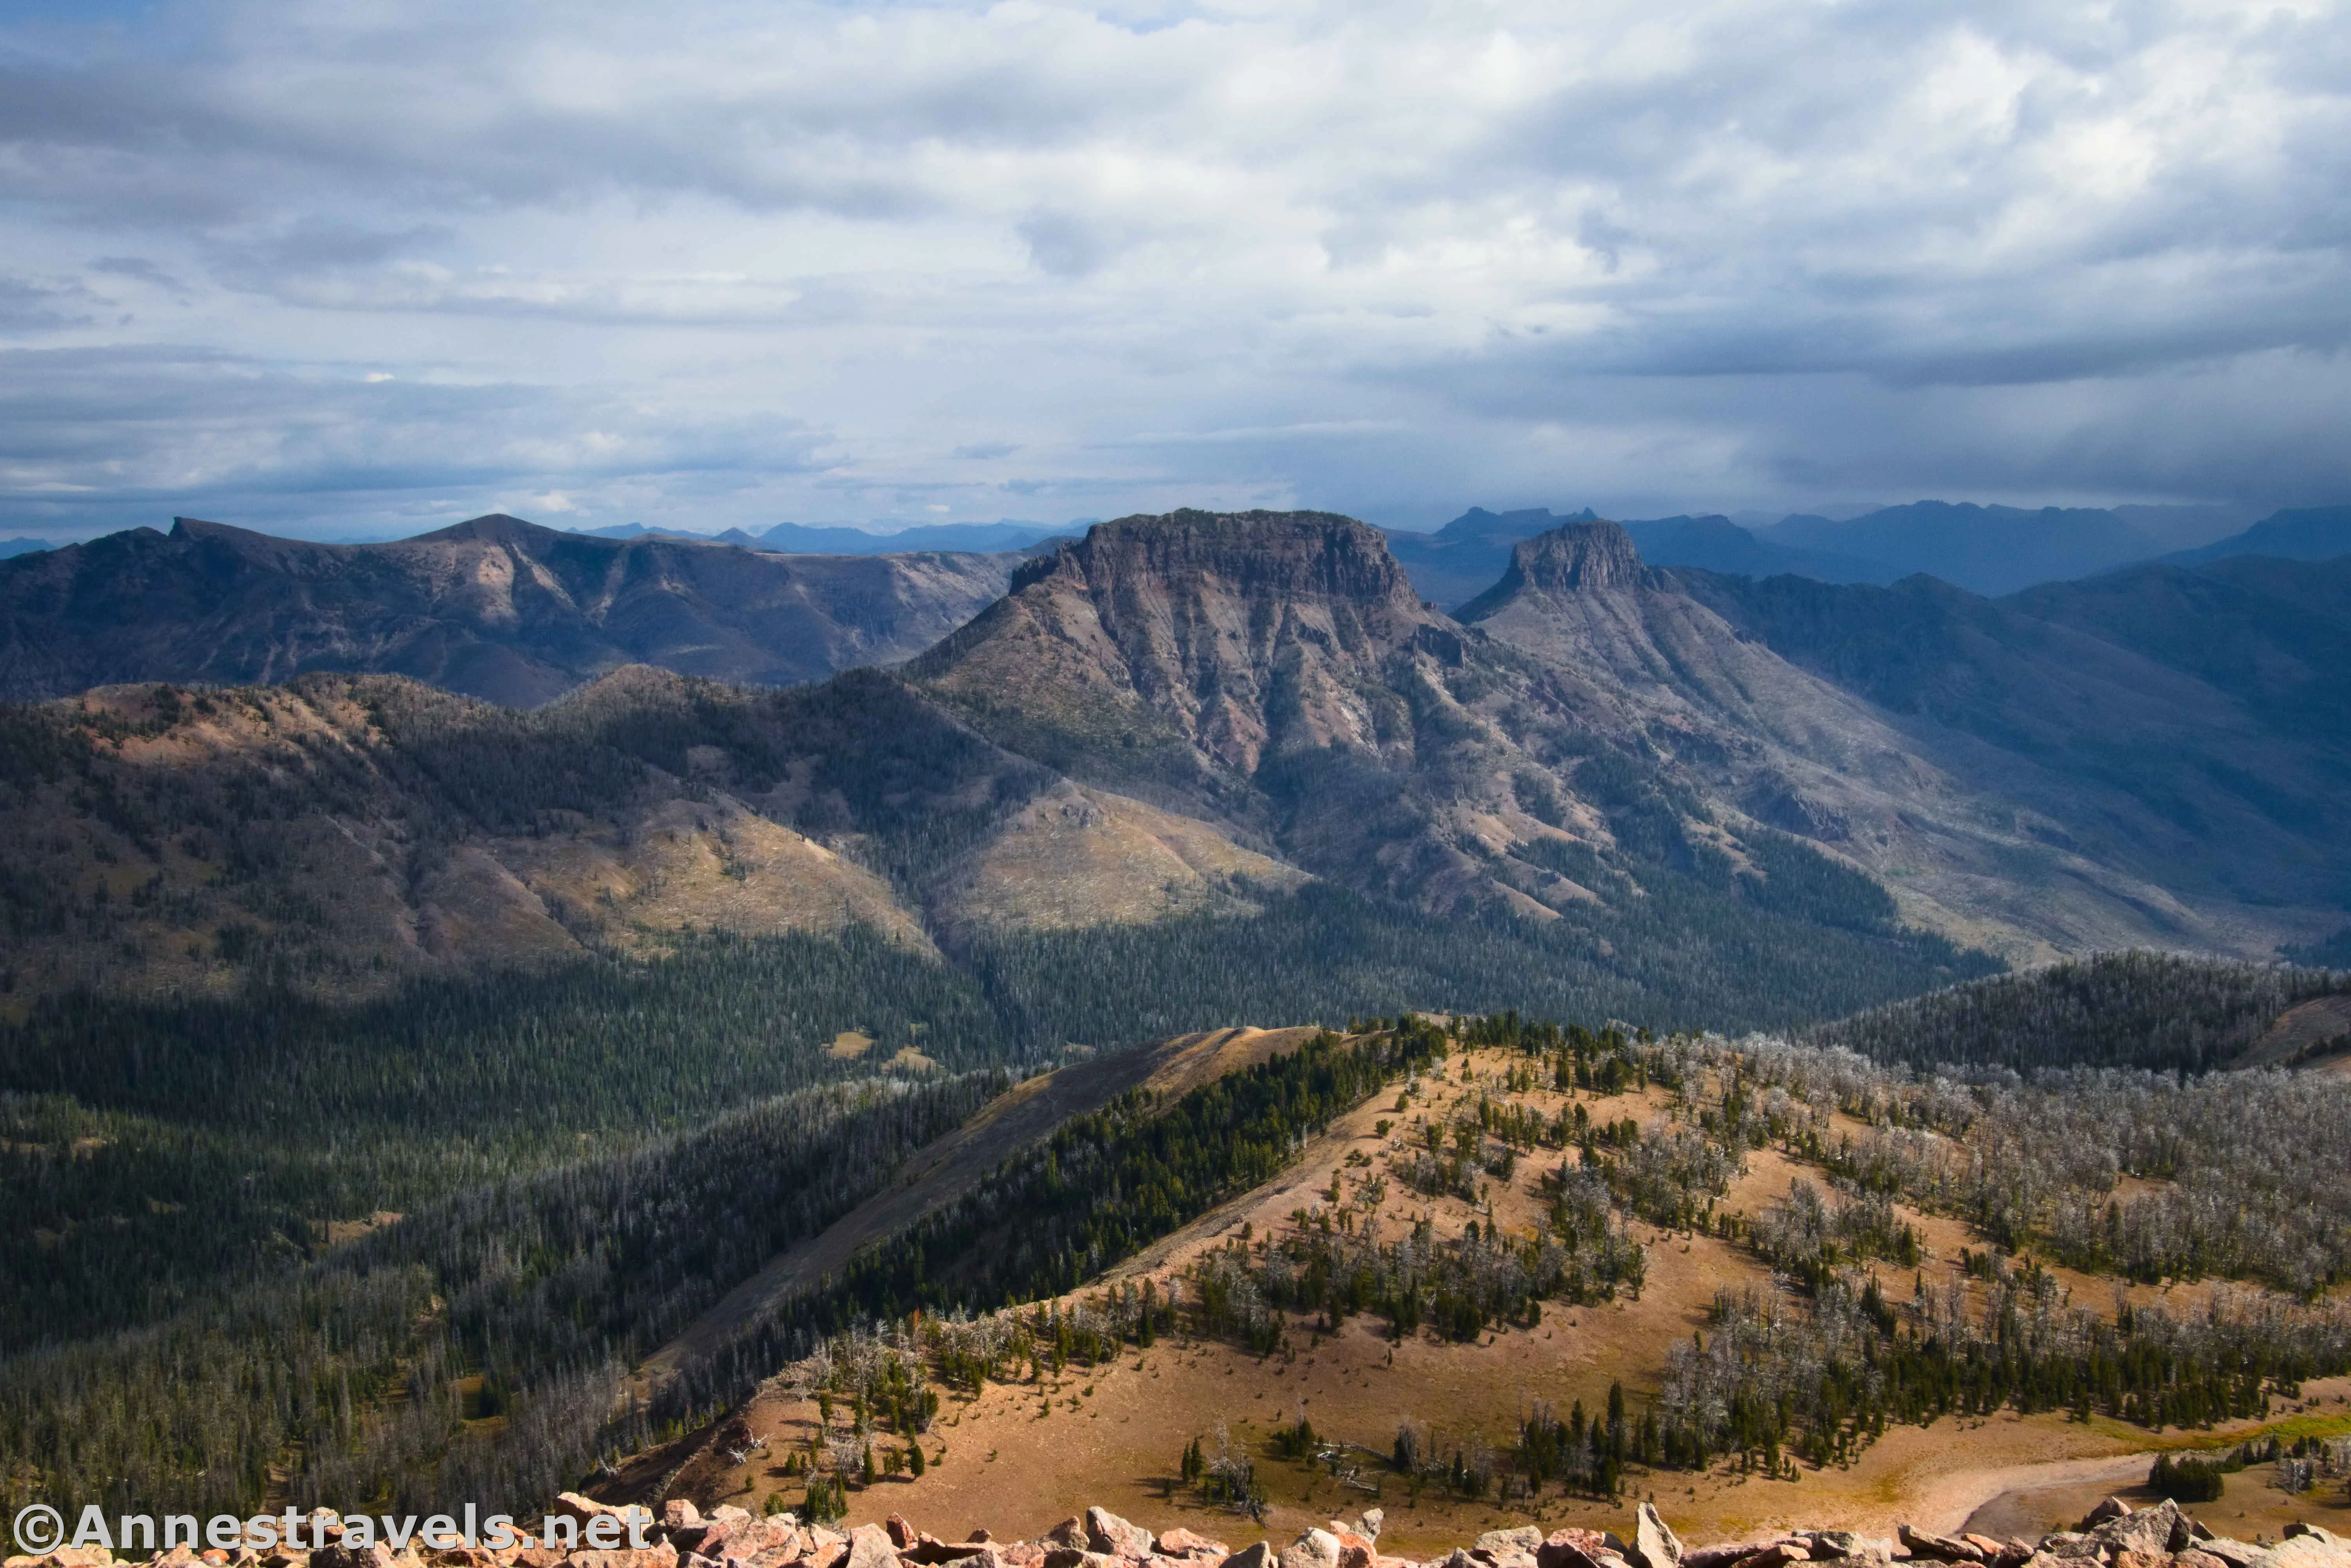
[11,1496,2346,1568]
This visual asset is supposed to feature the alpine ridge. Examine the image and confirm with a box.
[0,514,1018,706]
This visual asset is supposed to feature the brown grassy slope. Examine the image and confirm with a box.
[651,1043,2351,1550]
[0,670,1306,1006]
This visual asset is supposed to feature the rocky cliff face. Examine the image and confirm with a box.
[913,509,1438,784]
[0,515,1016,707]
[916,510,2331,961]
[1457,519,1653,610]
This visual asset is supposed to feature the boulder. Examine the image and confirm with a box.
[887,1526,920,1553]
[1897,1531,1984,1565]
[2078,1503,2130,1532]
[1216,1550,1272,1568]
[664,1508,703,1536]
[1044,1531,1089,1555]
[1358,1521,1383,1548]
[2281,1529,2340,1547]
[1802,1538,1859,1563]
[569,1552,674,1568]
[315,1548,396,1568]
[2093,1501,2189,1558]
[845,1529,900,1568]
[1085,1516,1152,1564]
[1632,1513,1683,1568]
[1280,1535,1342,1568]
[2176,1554,2232,1568]
[1153,1538,1222,1561]
[1730,1548,1807,1568]
[1541,1535,1616,1568]
[1475,1533,1543,1568]
[803,1540,847,1568]
[2197,1541,2281,1568]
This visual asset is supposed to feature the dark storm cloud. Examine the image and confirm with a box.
[0,0,2347,535]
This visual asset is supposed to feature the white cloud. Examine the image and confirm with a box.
[0,0,2347,538]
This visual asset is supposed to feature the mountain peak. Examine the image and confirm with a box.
[1016,507,1423,617]
[1458,519,1649,619]
[413,512,556,545]
[915,508,1437,782]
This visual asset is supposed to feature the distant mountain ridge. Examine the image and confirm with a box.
[910,509,2330,963]
[1388,498,2337,607]
[575,519,1083,554]
[0,514,1018,706]
[2164,504,2351,567]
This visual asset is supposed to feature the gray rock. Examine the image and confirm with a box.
[1632,1508,1684,1568]
[1087,1514,1154,1562]
[2095,1499,2188,1557]
[1218,1548,1273,1568]
[1359,1516,1384,1545]
[1280,1534,1342,1568]
[1480,1531,1546,1568]
[847,1527,902,1568]
[2199,1542,2282,1568]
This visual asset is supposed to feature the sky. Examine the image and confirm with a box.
[2,0,2349,542]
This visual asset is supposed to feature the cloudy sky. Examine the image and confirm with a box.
[2,0,2348,540]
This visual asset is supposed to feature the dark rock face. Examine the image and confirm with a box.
[1458,521,1651,613]
[0,514,1016,706]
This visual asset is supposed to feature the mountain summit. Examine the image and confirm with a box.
[913,509,1439,785]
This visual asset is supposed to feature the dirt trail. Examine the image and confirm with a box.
[1939,1452,2154,1537]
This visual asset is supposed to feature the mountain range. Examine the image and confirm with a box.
[1379,499,2341,608]
[577,518,1084,554]
[0,513,1016,706]
[10,505,2348,1031]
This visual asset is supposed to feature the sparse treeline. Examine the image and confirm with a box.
[654,1020,1451,1429]
[1654,1269,2351,1476]
[0,1074,990,1525]
[1804,950,2350,1074]
[1733,1038,2351,1295]
[1019,1013,2351,1509]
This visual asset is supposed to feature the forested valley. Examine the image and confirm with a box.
[16,945,2343,1536]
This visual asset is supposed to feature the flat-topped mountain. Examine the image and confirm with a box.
[912,509,1438,789]
[0,514,1016,706]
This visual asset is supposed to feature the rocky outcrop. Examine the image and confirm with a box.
[15,1499,2345,1568]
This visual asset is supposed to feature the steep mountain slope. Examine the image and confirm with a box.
[1453,524,2287,959]
[1383,507,1879,607]
[909,510,2037,968]
[0,667,1302,1004]
[1768,501,2162,594]
[1381,507,1592,607]
[1613,514,1888,582]
[1673,559,2351,917]
[0,514,1015,705]
[2166,503,2351,566]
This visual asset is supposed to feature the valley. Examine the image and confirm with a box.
[3,506,2350,1554]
